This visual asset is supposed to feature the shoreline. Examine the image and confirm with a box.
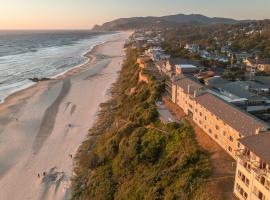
[0,34,123,111]
[0,31,132,200]
[0,32,121,106]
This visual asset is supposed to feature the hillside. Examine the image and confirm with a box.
[92,14,239,31]
[72,47,212,200]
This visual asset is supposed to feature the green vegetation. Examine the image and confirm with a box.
[72,47,212,200]
[160,20,270,58]
[222,67,246,81]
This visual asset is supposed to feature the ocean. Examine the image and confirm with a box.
[0,30,118,103]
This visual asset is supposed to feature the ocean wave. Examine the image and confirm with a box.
[0,31,120,103]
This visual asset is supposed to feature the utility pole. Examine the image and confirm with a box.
[250,56,258,81]
[230,53,234,69]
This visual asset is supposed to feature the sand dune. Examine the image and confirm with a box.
[0,31,131,200]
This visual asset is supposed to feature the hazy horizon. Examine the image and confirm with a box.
[1,0,269,30]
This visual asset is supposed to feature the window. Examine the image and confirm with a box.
[236,184,248,199]
[253,186,265,200]
[223,131,226,136]
[238,170,250,187]
[265,180,270,190]
[208,129,212,134]
[229,136,234,142]
[243,162,251,172]
[199,112,202,117]
[228,146,232,152]
[237,142,241,148]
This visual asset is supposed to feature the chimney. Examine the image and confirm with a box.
[194,90,197,98]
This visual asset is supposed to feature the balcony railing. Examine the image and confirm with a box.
[236,151,251,162]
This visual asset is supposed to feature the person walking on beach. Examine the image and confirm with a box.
[43,172,46,177]
[37,173,40,178]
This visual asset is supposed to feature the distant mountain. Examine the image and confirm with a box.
[161,14,238,24]
[92,14,239,31]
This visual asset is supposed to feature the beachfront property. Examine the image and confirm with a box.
[145,47,170,62]
[234,132,270,200]
[175,64,199,75]
[171,75,269,159]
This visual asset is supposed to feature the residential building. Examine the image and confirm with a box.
[171,75,268,158]
[175,64,199,75]
[184,44,200,53]
[234,132,270,200]
[244,58,270,74]
[257,59,270,74]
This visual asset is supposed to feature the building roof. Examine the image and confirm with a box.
[175,64,198,69]
[239,131,270,165]
[217,82,254,98]
[195,93,268,137]
[205,76,230,86]
[174,75,203,94]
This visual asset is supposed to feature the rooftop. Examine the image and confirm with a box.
[175,64,198,69]
[173,75,204,94]
[239,131,270,165]
[195,93,268,137]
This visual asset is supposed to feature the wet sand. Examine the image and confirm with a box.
[0,31,131,200]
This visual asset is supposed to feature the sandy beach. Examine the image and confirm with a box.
[0,31,131,200]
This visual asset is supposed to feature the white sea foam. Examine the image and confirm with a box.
[0,31,120,103]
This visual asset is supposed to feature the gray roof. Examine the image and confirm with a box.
[195,93,268,137]
[218,82,253,98]
[168,58,201,67]
[217,81,270,99]
[239,132,270,165]
[174,75,203,94]
[205,76,230,86]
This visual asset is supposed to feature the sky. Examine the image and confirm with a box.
[0,0,269,30]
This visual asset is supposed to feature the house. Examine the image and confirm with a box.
[234,131,270,200]
[145,47,168,61]
[221,45,231,54]
[184,44,200,53]
[244,58,270,74]
[175,64,199,75]
[257,59,270,74]
[200,50,212,59]
[235,52,251,61]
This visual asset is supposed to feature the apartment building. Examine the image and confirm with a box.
[234,132,270,200]
[172,75,268,158]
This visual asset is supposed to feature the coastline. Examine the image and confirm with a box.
[0,32,125,111]
[0,31,132,200]
[0,32,121,105]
